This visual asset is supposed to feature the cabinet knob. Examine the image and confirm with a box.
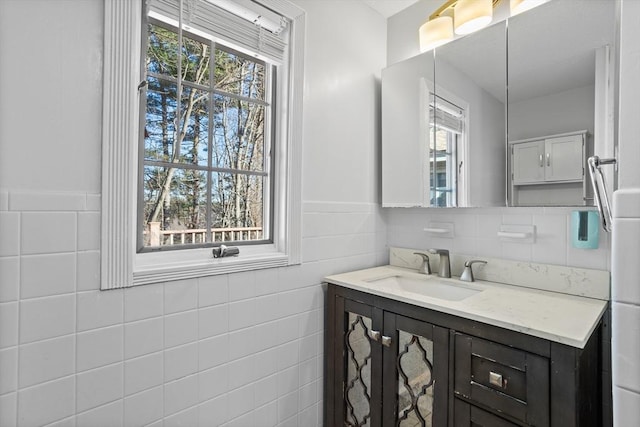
[381,335,392,347]
[546,152,551,166]
[368,330,381,342]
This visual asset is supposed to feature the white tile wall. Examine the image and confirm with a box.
[75,400,123,427]
[0,302,18,349]
[18,335,75,388]
[77,325,123,372]
[19,295,76,344]
[0,212,20,257]
[20,253,76,299]
[123,386,164,427]
[0,257,19,302]
[164,343,198,382]
[21,212,76,255]
[124,352,164,397]
[0,191,385,426]
[76,363,124,412]
[386,207,611,271]
[124,317,165,360]
[17,376,76,427]
[77,290,124,332]
[612,194,640,425]
[0,348,17,395]
[197,394,228,426]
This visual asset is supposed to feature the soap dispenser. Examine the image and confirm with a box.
[571,210,599,249]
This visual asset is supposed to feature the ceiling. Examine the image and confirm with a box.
[362,0,420,18]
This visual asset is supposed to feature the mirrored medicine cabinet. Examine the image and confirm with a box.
[381,0,617,208]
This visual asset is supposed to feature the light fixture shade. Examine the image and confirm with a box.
[419,16,454,52]
[510,0,546,15]
[454,0,493,35]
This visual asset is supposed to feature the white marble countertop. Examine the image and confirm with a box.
[325,265,608,349]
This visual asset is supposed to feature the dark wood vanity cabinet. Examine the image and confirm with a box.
[325,283,607,427]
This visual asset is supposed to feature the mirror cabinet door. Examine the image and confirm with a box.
[381,21,506,208]
[507,0,616,206]
[434,21,507,207]
[382,51,434,207]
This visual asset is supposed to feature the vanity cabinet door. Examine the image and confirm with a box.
[326,291,450,427]
[330,296,384,427]
[382,312,449,427]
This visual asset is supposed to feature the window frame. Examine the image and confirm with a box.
[101,0,305,289]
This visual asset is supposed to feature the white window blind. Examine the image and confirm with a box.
[430,95,465,134]
[148,0,289,63]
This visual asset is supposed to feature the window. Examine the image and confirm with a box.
[101,0,305,289]
[140,20,274,250]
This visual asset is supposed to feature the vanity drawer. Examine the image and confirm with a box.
[454,398,520,427]
[454,333,550,426]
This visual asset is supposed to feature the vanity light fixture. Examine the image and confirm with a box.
[454,0,493,35]
[419,0,500,52]
[419,15,454,51]
[419,0,548,52]
[509,0,546,16]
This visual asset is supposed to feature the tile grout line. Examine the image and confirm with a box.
[15,210,21,427]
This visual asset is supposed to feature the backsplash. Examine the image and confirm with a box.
[389,247,610,300]
[385,206,611,272]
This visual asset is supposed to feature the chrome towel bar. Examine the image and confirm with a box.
[587,156,616,232]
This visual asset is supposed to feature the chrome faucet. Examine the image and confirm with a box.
[413,252,431,274]
[428,249,451,278]
[460,260,487,282]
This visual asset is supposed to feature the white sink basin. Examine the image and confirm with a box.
[365,274,482,301]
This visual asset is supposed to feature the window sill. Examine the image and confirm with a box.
[133,244,288,286]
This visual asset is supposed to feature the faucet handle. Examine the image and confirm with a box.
[460,260,487,282]
[413,252,431,275]
[464,259,487,268]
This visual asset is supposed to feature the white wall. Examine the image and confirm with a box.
[509,85,595,141]
[0,1,387,426]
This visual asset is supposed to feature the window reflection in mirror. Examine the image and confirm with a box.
[429,95,464,207]
[433,21,506,207]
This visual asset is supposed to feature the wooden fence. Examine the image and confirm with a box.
[146,222,263,246]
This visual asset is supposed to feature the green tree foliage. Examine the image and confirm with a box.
[143,22,267,246]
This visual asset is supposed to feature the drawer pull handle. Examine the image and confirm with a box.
[381,335,392,347]
[489,371,505,389]
[368,330,381,342]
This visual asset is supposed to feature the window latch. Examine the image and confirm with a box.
[212,244,240,258]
